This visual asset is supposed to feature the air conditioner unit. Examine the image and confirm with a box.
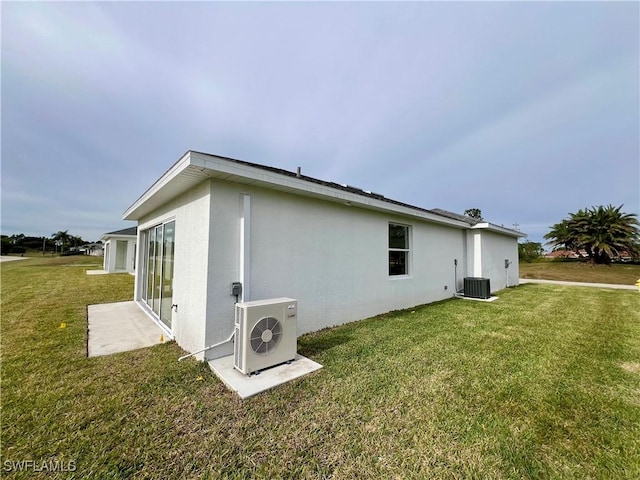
[234,298,297,375]
[464,277,491,299]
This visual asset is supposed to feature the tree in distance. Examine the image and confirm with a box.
[464,208,483,221]
[544,204,639,264]
[518,241,543,263]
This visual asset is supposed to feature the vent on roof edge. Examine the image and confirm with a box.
[366,191,385,199]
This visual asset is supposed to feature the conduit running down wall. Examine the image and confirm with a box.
[239,194,251,303]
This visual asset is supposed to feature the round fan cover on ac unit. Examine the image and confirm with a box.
[250,316,282,355]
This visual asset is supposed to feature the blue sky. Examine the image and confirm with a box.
[2,1,638,245]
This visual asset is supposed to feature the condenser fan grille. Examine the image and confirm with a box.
[250,316,282,355]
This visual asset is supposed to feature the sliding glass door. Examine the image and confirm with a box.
[160,222,175,327]
[152,225,163,315]
[142,221,175,329]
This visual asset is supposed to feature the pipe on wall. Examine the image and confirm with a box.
[177,330,235,362]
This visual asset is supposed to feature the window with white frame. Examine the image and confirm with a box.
[389,223,410,276]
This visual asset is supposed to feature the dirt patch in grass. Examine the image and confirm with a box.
[621,362,640,374]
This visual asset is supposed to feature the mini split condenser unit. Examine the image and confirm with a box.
[464,277,491,299]
[234,298,297,375]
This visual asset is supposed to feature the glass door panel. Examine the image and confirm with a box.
[115,241,127,270]
[152,225,163,316]
[146,228,156,305]
[160,221,175,328]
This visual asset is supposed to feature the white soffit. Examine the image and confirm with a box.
[123,152,207,220]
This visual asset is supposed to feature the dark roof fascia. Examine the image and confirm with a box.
[429,208,477,226]
[105,227,138,236]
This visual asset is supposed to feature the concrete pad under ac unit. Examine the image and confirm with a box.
[461,295,499,302]
[208,354,323,399]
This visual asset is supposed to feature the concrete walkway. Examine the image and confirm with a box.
[519,278,637,290]
[0,256,27,262]
[87,301,167,357]
[86,269,108,275]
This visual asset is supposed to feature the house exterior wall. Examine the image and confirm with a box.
[103,243,109,271]
[129,175,520,362]
[201,181,244,359]
[86,244,104,256]
[102,236,136,273]
[478,230,519,291]
[201,179,468,360]
[135,180,213,356]
[464,230,519,292]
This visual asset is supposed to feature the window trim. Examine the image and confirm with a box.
[388,222,411,277]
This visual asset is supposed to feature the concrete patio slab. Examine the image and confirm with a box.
[87,301,167,357]
[0,256,27,262]
[461,295,499,302]
[208,354,323,399]
[86,269,108,275]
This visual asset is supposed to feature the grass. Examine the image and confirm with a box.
[1,256,639,479]
[519,259,640,285]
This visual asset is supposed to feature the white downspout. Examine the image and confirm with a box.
[240,194,251,302]
[473,232,482,277]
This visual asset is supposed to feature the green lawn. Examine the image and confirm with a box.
[520,259,640,285]
[2,256,639,479]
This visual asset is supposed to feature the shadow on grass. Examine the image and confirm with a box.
[297,329,354,357]
[296,299,459,358]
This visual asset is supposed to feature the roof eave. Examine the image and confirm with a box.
[471,222,527,238]
[123,151,194,220]
[122,151,473,229]
[101,233,137,241]
[123,152,522,236]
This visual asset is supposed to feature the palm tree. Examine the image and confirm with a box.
[577,205,640,264]
[68,235,84,249]
[545,205,640,264]
[51,230,71,252]
[544,219,578,254]
[464,208,483,221]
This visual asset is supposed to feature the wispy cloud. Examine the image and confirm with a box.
[2,1,637,241]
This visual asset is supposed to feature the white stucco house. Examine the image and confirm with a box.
[81,242,104,257]
[101,227,137,274]
[123,151,524,361]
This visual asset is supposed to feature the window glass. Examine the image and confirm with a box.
[160,221,175,328]
[389,223,410,276]
[389,250,407,276]
[389,224,408,249]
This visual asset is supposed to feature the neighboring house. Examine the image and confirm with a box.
[101,227,137,274]
[81,242,104,256]
[123,151,525,360]
[614,251,635,262]
[543,249,593,259]
[545,249,636,262]
[544,249,579,259]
